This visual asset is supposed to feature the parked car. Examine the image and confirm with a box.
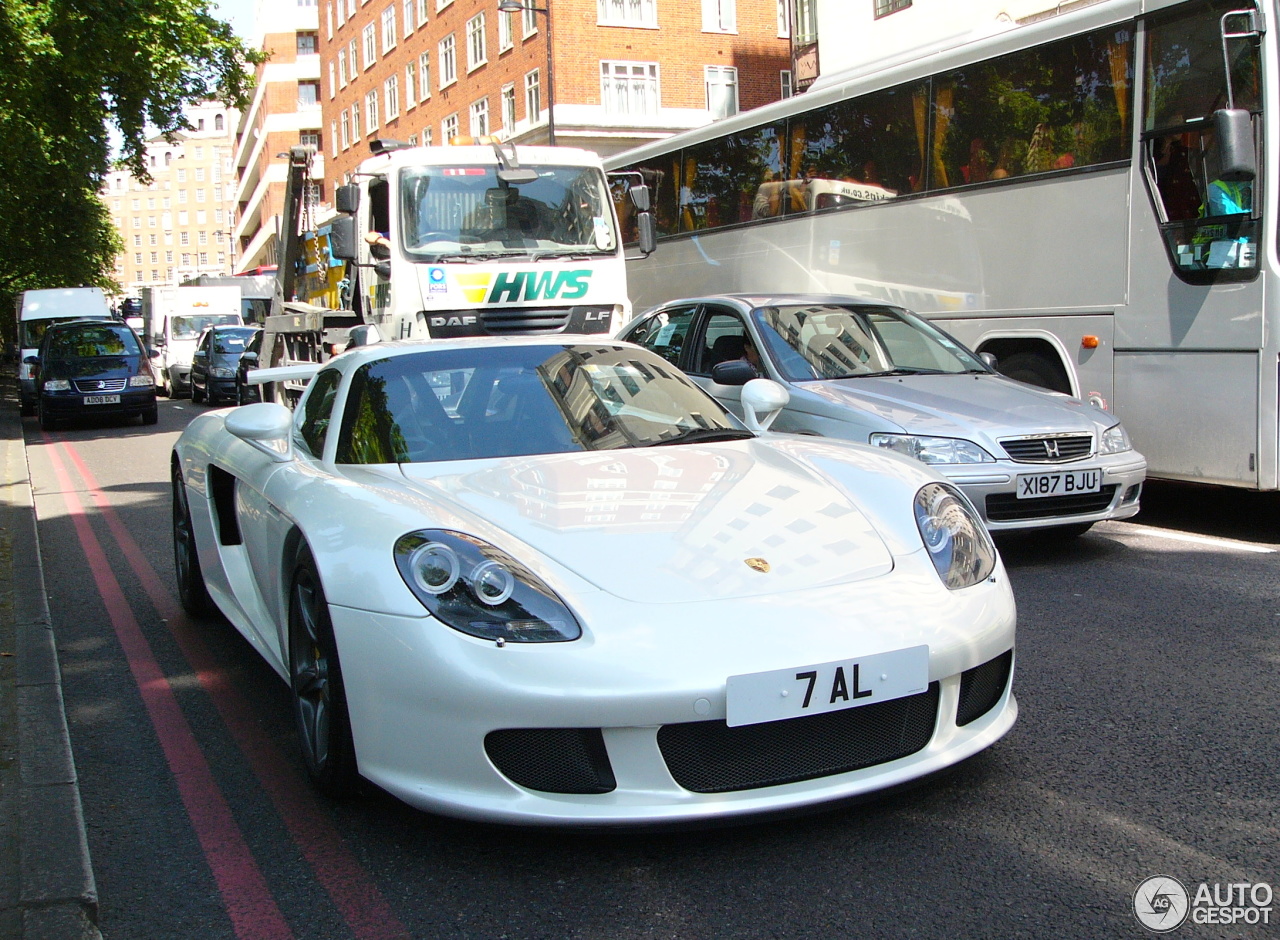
[622,294,1147,537]
[191,325,260,405]
[15,287,114,416]
[29,319,157,430]
[234,328,264,405]
[172,336,1017,825]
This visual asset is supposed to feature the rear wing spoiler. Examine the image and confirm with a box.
[245,363,322,386]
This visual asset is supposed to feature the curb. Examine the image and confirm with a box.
[0,376,102,940]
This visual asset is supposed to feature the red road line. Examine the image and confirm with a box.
[59,440,412,940]
[42,438,294,940]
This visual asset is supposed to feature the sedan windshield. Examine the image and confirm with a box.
[399,164,618,259]
[753,303,988,382]
[335,344,744,464]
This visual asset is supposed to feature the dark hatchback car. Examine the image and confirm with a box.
[30,320,157,429]
[191,325,260,405]
[233,328,265,405]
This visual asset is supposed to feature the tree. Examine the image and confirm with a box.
[0,0,263,338]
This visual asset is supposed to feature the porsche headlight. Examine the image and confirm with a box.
[913,483,997,589]
[1098,422,1132,455]
[394,530,581,642]
[43,379,70,392]
[870,433,995,465]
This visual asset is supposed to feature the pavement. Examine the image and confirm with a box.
[0,375,102,939]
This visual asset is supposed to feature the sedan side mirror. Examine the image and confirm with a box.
[193,350,207,360]
[979,352,998,370]
[711,360,758,387]
[740,379,789,433]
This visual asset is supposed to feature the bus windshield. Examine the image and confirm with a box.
[399,164,618,259]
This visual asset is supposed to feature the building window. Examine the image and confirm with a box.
[134,252,143,264]
[417,0,428,24]
[777,0,790,36]
[469,97,489,137]
[525,69,541,124]
[421,126,433,145]
[705,66,738,119]
[327,2,335,36]
[437,0,451,8]
[523,5,537,36]
[501,83,516,131]
[341,110,350,148]
[348,39,359,75]
[366,90,380,131]
[298,31,318,54]
[331,121,339,156]
[780,69,794,98]
[381,5,396,52]
[363,23,377,67]
[214,113,224,131]
[339,48,349,86]
[180,232,189,245]
[795,0,816,42]
[599,0,656,27]
[874,0,910,17]
[328,62,337,97]
[408,134,418,145]
[466,13,486,71]
[195,167,205,182]
[298,81,320,106]
[701,0,735,33]
[600,61,658,116]
[385,75,400,121]
[405,61,417,106]
[352,101,361,138]
[443,112,459,142]
[403,0,415,33]
[498,10,513,50]
[418,52,431,100]
[301,130,321,148]
[439,34,456,86]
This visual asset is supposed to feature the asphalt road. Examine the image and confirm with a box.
[26,400,1280,939]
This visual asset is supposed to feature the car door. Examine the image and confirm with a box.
[686,304,754,420]
[192,330,211,392]
[620,304,699,367]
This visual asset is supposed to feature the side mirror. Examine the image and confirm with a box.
[193,350,207,360]
[328,215,358,261]
[712,360,758,386]
[374,260,391,280]
[240,350,259,365]
[346,324,382,348]
[979,351,998,370]
[1214,108,1256,182]
[335,183,359,214]
[635,211,657,257]
[148,348,161,359]
[154,335,166,347]
[225,402,294,462]
[23,355,38,366]
[740,378,789,433]
[368,240,391,261]
[628,183,651,212]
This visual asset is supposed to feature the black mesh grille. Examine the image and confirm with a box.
[657,683,940,794]
[484,728,616,794]
[999,435,1093,463]
[986,485,1118,521]
[956,650,1013,726]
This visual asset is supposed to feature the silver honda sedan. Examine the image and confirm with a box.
[621,294,1147,536]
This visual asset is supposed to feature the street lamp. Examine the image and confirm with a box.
[497,0,555,145]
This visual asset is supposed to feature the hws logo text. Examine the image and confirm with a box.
[455,270,593,304]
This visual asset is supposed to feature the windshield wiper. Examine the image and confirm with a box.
[429,251,526,263]
[850,367,947,378]
[642,427,755,447]
[530,248,609,261]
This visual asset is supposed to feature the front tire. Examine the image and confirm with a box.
[141,404,158,426]
[289,547,359,798]
[191,380,205,404]
[172,467,215,616]
[37,398,55,431]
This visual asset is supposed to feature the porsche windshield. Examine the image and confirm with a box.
[754,303,988,381]
[335,344,746,464]
[399,165,618,259]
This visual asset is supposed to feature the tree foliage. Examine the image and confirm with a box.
[0,0,263,329]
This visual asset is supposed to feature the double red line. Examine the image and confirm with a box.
[41,433,411,940]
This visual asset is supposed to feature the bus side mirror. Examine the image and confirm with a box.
[1215,108,1256,182]
[635,212,657,256]
[329,215,358,260]
[336,184,360,214]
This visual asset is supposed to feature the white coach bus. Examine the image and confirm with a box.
[607,0,1277,490]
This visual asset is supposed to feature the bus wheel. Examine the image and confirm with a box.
[997,352,1071,394]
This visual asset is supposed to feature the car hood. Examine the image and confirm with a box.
[397,441,896,604]
[797,372,1107,439]
[42,356,140,381]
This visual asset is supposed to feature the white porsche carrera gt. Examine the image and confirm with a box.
[172,336,1017,826]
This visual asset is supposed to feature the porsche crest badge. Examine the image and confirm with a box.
[744,557,770,573]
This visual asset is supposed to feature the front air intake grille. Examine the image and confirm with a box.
[484,728,616,794]
[986,485,1118,521]
[956,650,1013,726]
[999,434,1093,463]
[657,683,940,794]
[74,378,127,393]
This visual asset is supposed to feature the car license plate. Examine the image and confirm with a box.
[1016,468,1100,499]
[83,394,121,405]
[725,645,929,728]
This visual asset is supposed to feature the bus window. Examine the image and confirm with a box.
[935,24,1132,189]
[678,122,785,232]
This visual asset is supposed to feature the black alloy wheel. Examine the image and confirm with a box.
[172,467,214,616]
[289,547,359,798]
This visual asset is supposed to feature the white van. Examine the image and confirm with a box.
[140,286,242,397]
[15,288,113,415]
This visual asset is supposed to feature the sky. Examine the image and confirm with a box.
[212,0,255,42]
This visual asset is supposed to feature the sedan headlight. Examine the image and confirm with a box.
[394,530,582,642]
[212,366,236,378]
[913,483,997,589]
[1098,422,1132,455]
[42,379,70,392]
[129,374,155,387]
[870,433,995,465]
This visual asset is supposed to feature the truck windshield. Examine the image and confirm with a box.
[171,314,241,340]
[399,164,618,259]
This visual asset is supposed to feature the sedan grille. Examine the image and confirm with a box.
[999,434,1093,463]
[484,728,616,794]
[74,378,127,393]
[986,485,1118,521]
[657,683,939,794]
